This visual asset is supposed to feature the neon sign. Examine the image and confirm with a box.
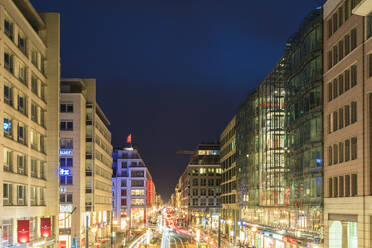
[59,150,72,155]
[59,168,71,176]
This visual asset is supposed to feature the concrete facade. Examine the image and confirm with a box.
[0,1,60,247]
[59,79,113,248]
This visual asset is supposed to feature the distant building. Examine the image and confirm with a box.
[178,143,221,230]
[59,79,113,248]
[220,116,238,242]
[112,145,157,232]
[0,1,60,247]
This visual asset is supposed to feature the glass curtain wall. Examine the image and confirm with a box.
[285,9,323,243]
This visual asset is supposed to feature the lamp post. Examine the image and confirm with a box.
[218,215,221,248]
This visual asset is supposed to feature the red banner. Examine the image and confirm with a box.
[41,218,51,238]
[17,220,30,243]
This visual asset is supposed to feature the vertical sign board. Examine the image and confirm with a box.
[17,220,30,243]
[41,218,51,238]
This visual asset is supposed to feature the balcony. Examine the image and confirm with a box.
[353,0,372,16]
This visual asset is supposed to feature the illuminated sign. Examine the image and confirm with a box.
[3,121,11,130]
[59,168,71,176]
[59,150,72,156]
[60,204,73,213]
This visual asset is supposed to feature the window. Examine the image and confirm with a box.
[334,177,338,197]
[31,102,38,123]
[40,162,45,179]
[192,199,198,206]
[208,198,214,206]
[345,175,350,197]
[328,19,332,38]
[351,65,357,87]
[4,82,12,106]
[339,74,344,95]
[3,116,12,138]
[121,180,127,187]
[30,187,37,206]
[40,188,45,205]
[345,139,351,161]
[334,144,338,164]
[200,178,206,186]
[41,84,46,101]
[40,135,45,153]
[60,176,73,185]
[31,159,37,178]
[328,114,331,134]
[4,19,13,40]
[17,154,26,175]
[18,63,26,83]
[345,34,350,56]
[345,69,350,91]
[328,146,333,166]
[60,103,73,113]
[333,79,338,99]
[131,180,144,187]
[17,122,26,145]
[345,105,350,126]
[4,50,13,73]
[121,189,127,196]
[60,138,73,149]
[339,142,344,163]
[333,13,338,34]
[60,120,73,131]
[351,28,357,50]
[338,6,344,28]
[3,149,13,173]
[369,54,372,78]
[31,49,38,67]
[345,0,351,21]
[368,16,372,39]
[208,179,214,186]
[200,188,206,196]
[333,111,338,132]
[351,174,357,196]
[60,193,73,203]
[339,108,344,129]
[60,157,73,167]
[192,189,198,196]
[3,183,12,205]
[328,83,333,102]
[328,50,333,70]
[121,199,127,206]
[131,189,145,196]
[351,101,357,123]
[40,109,45,127]
[192,178,198,186]
[351,137,357,160]
[333,46,338,66]
[18,32,26,54]
[18,92,26,114]
[339,176,344,197]
[40,55,45,74]
[17,185,26,205]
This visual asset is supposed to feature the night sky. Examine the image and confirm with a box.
[33,0,324,202]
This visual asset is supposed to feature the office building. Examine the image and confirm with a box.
[323,0,372,247]
[177,143,221,230]
[0,1,60,247]
[59,78,113,248]
[112,145,157,233]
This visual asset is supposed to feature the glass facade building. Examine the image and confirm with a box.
[236,9,324,248]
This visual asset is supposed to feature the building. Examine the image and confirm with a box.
[220,116,238,243]
[236,8,325,248]
[112,145,157,233]
[0,1,60,247]
[285,8,324,247]
[177,143,221,230]
[59,78,113,248]
[323,0,372,247]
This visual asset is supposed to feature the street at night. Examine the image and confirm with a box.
[1,0,372,248]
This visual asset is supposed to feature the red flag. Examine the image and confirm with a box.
[41,218,51,238]
[17,220,30,243]
[126,134,132,144]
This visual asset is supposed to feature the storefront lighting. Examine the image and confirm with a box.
[252,227,257,232]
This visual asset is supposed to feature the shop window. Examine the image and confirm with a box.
[329,221,342,247]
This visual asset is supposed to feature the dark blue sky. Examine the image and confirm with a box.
[34,0,324,201]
